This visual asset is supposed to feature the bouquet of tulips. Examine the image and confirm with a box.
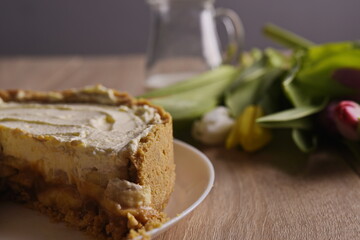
[256,25,360,156]
[140,24,360,160]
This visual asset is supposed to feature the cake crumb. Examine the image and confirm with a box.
[127,212,140,229]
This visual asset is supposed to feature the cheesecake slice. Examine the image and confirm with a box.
[0,85,175,239]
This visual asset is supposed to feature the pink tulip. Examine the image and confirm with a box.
[333,101,360,140]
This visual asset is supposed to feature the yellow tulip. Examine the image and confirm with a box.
[225,124,239,149]
[226,105,272,152]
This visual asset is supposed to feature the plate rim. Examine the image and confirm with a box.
[145,139,215,237]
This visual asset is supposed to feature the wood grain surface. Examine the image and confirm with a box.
[1,56,360,240]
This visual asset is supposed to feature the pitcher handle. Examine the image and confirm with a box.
[215,8,245,64]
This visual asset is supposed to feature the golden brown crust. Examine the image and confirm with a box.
[0,85,172,124]
[0,85,131,105]
[0,85,175,240]
[131,119,175,211]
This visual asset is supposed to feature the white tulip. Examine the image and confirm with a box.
[192,106,234,145]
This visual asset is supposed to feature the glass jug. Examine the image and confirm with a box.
[145,0,244,89]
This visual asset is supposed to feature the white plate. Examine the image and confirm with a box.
[0,139,215,239]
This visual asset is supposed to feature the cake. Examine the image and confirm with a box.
[0,85,175,239]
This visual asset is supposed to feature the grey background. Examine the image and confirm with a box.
[0,0,359,55]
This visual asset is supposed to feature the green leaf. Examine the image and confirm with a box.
[152,96,217,120]
[302,42,358,67]
[257,102,326,126]
[225,71,266,116]
[228,56,268,91]
[147,68,238,120]
[354,40,360,48]
[140,65,239,121]
[294,42,360,98]
[225,68,283,117]
[292,128,317,153]
[298,51,360,97]
[258,117,312,129]
[282,53,309,107]
[139,65,238,98]
[264,48,290,69]
[283,72,313,107]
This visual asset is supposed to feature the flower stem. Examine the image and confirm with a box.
[263,23,315,50]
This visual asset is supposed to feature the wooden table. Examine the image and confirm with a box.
[1,56,360,240]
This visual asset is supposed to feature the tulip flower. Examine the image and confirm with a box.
[331,101,360,140]
[192,107,235,145]
[226,105,272,152]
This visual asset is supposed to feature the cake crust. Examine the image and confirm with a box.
[0,85,175,240]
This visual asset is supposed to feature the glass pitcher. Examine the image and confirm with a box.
[145,0,244,89]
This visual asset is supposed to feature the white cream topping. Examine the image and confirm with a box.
[104,179,151,208]
[0,102,161,151]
